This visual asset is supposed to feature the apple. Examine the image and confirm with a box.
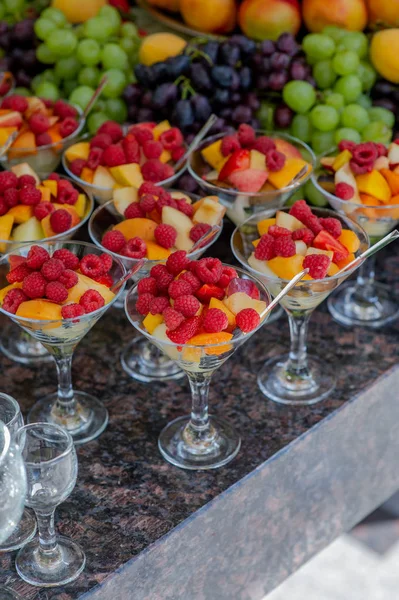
[11,162,40,184]
[93,166,117,189]
[226,278,260,299]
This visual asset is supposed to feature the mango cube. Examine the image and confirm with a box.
[355,170,392,204]
[201,139,225,170]
[257,218,276,236]
[266,255,304,279]
[268,158,309,189]
[110,163,144,188]
[65,142,90,163]
[143,313,164,334]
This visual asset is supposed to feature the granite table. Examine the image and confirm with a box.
[1,226,399,600]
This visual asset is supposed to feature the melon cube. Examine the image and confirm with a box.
[275,211,304,231]
[11,216,43,243]
[192,197,225,226]
[113,187,139,215]
[223,292,267,316]
[93,165,117,189]
[110,163,143,188]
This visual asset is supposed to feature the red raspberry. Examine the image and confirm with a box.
[266,150,286,172]
[289,200,311,225]
[238,124,256,147]
[338,140,356,153]
[292,228,314,246]
[159,128,183,151]
[80,254,104,278]
[335,182,354,200]
[53,100,78,120]
[98,121,123,143]
[166,315,201,344]
[52,249,80,270]
[79,289,105,313]
[6,263,32,283]
[2,288,28,314]
[123,139,140,164]
[254,234,275,260]
[352,142,378,166]
[22,272,46,299]
[303,254,330,279]
[61,303,85,320]
[139,194,156,214]
[99,253,112,273]
[41,258,65,281]
[195,257,223,284]
[0,198,7,216]
[171,146,185,162]
[29,113,50,135]
[4,187,19,208]
[179,270,201,293]
[376,143,388,157]
[236,308,260,333]
[0,172,18,192]
[166,250,190,275]
[45,281,68,303]
[176,199,194,218]
[273,236,296,257]
[136,292,154,315]
[26,246,50,270]
[149,296,170,315]
[36,132,52,147]
[58,269,78,289]
[268,225,292,238]
[124,202,145,219]
[138,182,161,198]
[196,283,225,303]
[218,266,238,288]
[332,250,347,264]
[90,133,112,150]
[7,95,28,113]
[129,126,153,145]
[69,159,86,177]
[102,145,126,168]
[188,223,211,244]
[155,195,177,216]
[154,224,177,249]
[221,134,241,157]
[142,159,171,183]
[59,118,79,138]
[174,294,201,318]
[18,175,36,188]
[122,237,147,259]
[168,279,192,299]
[87,147,103,170]
[252,136,276,155]
[47,173,60,181]
[50,209,72,234]
[19,186,41,206]
[349,159,372,175]
[143,140,162,159]
[304,214,323,235]
[163,307,185,331]
[319,217,342,239]
[137,277,158,295]
[203,307,228,332]
[93,273,113,287]
[57,180,78,205]
[150,264,174,290]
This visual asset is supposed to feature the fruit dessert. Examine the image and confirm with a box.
[0,163,90,252]
[100,182,225,260]
[198,124,312,194]
[0,72,14,98]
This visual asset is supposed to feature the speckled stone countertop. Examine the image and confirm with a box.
[1,224,399,600]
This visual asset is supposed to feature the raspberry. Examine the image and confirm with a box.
[0,172,18,193]
[252,136,276,155]
[87,147,103,170]
[80,254,104,279]
[303,254,330,279]
[171,146,185,162]
[319,217,342,239]
[52,249,80,270]
[289,200,311,225]
[176,199,194,218]
[221,135,241,157]
[292,228,314,246]
[18,175,36,188]
[58,269,78,289]
[36,133,52,147]
[254,234,275,260]
[159,128,183,151]
[137,277,158,295]
[45,281,68,303]
[352,142,378,166]
[122,237,147,259]
[179,270,201,293]
[203,308,228,333]
[136,292,154,315]
[138,182,161,198]
[150,264,174,290]
[166,316,201,344]
[338,140,356,153]
[90,133,112,150]
[273,236,296,257]
[19,186,42,206]
[139,194,156,214]
[168,279,192,299]
[29,113,50,135]
[26,246,50,270]
[335,182,354,200]
[7,95,28,113]
[93,273,113,287]
[154,224,177,249]
[268,225,291,238]
[218,266,238,288]
[0,197,7,216]
[155,194,177,215]
[41,99,54,109]
[4,187,19,208]
[2,288,28,314]
[22,272,46,299]
[174,294,201,318]
[236,308,260,333]
[238,124,256,147]
[102,145,126,168]
[266,150,286,172]
[376,143,388,157]
[53,100,78,120]
[195,257,223,284]
[124,202,145,219]
[57,180,78,205]
[142,159,171,183]
[59,118,79,138]
[98,121,123,143]
[50,209,72,234]
[79,289,105,313]
[129,126,153,145]
[143,140,162,159]
[349,159,372,175]
[69,158,86,177]
[41,258,65,281]
[61,303,85,320]
[304,214,323,235]
[196,283,225,303]
[123,139,140,164]
[149,296,170,315]
[166,250,190,275]
[6,263,32,283]
[163,307,185,331]
[99,253,113,273]
[47,173,60,181]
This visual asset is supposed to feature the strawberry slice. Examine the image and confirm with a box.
[196,284,225,304]
[219,149,250,181]
[228,168,268,192]
[313,230,349,264]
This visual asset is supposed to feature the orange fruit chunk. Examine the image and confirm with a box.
[338,229,360,254]
[188,331,233,356]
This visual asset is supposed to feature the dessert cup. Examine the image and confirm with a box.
[188,131,315,226]
[89,195,222,383]
[0,71,15,98]
[125,266,272,470]
[231,208,369,405]
[0,241,126,444]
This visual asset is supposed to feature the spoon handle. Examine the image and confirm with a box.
[111,259,145,293]
[338,230,399,274]
[82,76,108,121]
[174,113,218,172]
[261,269,309,317]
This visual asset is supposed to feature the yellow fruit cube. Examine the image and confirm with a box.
[143,312,164,334]
[257,218,276,236]
[355,170,392,204]
[42,179,57,197]
[145,241,171,260]
[152,120,171,140]
[266,255,304,279]
[252,238,260,248]
[338,229,360,254]
[0,214,14,253]
[327,262,340,276]
[74,194,86,218]
[7,205,33,224]
[38,186,51,203]
[16,299,62,321]
[110,163,144,188]
[268,158,309,189]
[160,149,172,164]
[188,332,233,356]
[201,139,225,170]
[81,167,94,184]
[332,150,352,171]
[65,142,90,163]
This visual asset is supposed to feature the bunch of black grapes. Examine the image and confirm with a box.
[371,80,399,135]
[0,19,45,90]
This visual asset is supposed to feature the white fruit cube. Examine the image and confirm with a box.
[11,162,40,185]
[93,166,117,189]
[388,143,399,165]
[12,216,44,242]
[250,149,266,170]
[334,163,361,202]
[170,191,192,204]
[294,240,307,256]
[248,254,276,276]
[113,187,139,215]
[193,197,225,226]
[306,247,334,260]
[162,205,193,251]
[224,292,267,316]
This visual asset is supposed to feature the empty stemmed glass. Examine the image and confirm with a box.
[15,423,84,587]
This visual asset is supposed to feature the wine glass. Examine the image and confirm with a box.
[15,423,85,587]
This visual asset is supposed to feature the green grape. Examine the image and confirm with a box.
[84,17,114,43]
[257,101,274,129]
[94,99,107,112]
[4,0,24,11]
[35,81,60,102]
[120,22,139,38]
[310,130,336,154]
[62,79,77,97]
[34,18,57,41]
[120,37,136,56]
[332,51,360,76]
[362,121,392,144]
[334,75,362,103]
[304,179,329,207]
[75,24,85,39]
[41,68,60,85]
[0,5,5,20]
[13,87,31,97]
[102,69,127,99]
[358,61,377,91]
[290,114,313,143]
[334,128,361,144]
[356,94,372,109]
[101,44,129,71]
[55,56,81,80]
[322,26,347,43]
[313,60,337,89]
[337,31,368,58]
[302,33,336,60]
[36,43,57,64]
[31,74,46,93]
[40,7,67,27]
[104,98,128,122]
[78,66,100,88]
[282,81,316,114]
[325,92,345,111]
[69,85,95,110]
[285,187,305,207]
[340,104,370,132]
[310,105,339,132]
[87,111,109,135]
[76,39,101,66]
[0,49,5,59]
[368,106,395,129]
[46,29,77,58]
[99,5,121,34]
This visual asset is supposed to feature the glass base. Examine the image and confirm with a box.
[258,354,335,406]
[0,322,52,365]
[16,535,85,587]
[0,586,23,599]
[158,415,241,470]
[121,338,184,383]
[0,509,36,552]
[27,391,108,445]
[328,281,399,328]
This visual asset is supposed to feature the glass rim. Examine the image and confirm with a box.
[0,393,21,431]
[15,422,74,466]
[0,421,11,468]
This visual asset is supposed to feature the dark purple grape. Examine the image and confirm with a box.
[231,92,241,104]
[127,105,139,121]
[232,105,252,124]
[172,99,194,131]
[165,54,190,78]
[15,70,31,88]
[213,88,230,105]
[220,107,232,120]
[261,57,272,73]
[185,133,195,144]
[190,63,212,93]
[276,33,300,57]
[256,75,269,90]
[239,67,252,91]
[306,75,316,87]
[0,22,8,36]
[150,62,170,85]
[230,70,240,91]
[274,104,294,128]
[290,62,308,81]
[141,90,153,108]
[137,108,155,122]
[0,57,10,71]
[177,173,199,194]
[23,49,37,70]
[251,53,263,71]
[12,20,35,45]
[0,33,10,51]
[229,35,256,56]
[260,40,275,56]
[391,89,399,105]
[201,41,220,64]
[372,80,393,98]
[374,98,396,113]
[209,117,226,134]
[250,118,261,129]
[10,48,25,70]
[211,65,234,88]
[245,92,260,112]
[123,83,142,104]
[152,83,178,110]
[191,94,212,122]
[219,42,241,67]
[270,52,291,70]
[134,64,152,87]
[268,71,288,91]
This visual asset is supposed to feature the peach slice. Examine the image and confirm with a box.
[188,331,233,356]
[152,120,171,140]
[16,299,62,320]
[201,139,225,170]
[65,142,90,163]
[145,240,171,260]
[257,217,276,235]
[113,217,157,242]
[0,214,14,252]
[42,179,57,197]
[7,205,33,224]
[266,255,304,279]
[110,163,143,188]
[355,170,392,204]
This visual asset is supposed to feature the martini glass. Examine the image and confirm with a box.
[0,177,94,365]
[313,151,399,327]
[88,195,222,383]
[231,208,369,405]
[0,241,126,444]
[125,266,272,470]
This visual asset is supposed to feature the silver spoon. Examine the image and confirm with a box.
[111,258,145,293]
[338,230,399,275]
[260,269,309,318]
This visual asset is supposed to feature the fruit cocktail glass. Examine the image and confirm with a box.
[88,195,222,383]
[231,208,369,405]
[313,149,399,327]
[125,266,271,470]
[188,131,315,226]
[0,241,126,445]
[0,177,94,366]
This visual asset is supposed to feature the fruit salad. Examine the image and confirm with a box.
[0,163,91,252]
[100,182,225,260]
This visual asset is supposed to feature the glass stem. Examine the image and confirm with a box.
[183,372,216,450]
[355,254,378,303]
[35,510,60,565]
[55,354,75,412]
[286,311,312,377]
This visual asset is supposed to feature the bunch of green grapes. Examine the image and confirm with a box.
[282,27,395,154]
[0,0,48,24]
[31,5,141,132]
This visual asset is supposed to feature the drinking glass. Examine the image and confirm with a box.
[15,423,85,587]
